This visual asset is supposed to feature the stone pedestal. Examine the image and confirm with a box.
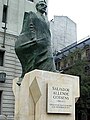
[13,69,80,120]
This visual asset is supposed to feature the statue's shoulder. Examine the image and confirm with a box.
[28,11,35,14]
[28,11,37,18]
[23,11,36,20]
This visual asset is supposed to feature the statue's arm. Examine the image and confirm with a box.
[29,12,37,40]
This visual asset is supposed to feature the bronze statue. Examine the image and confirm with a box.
[15,1,56,85]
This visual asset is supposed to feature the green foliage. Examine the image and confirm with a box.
[63,59,90,110]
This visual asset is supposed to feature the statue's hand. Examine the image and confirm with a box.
[29,22,35,33]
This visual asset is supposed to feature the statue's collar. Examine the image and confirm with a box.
[36,12,45,21]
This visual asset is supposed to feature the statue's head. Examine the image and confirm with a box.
[36,0,47,14]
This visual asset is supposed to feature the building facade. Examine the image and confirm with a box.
[55,36,90,71]
[50,16,77,54]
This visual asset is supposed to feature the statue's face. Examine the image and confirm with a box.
[37,2,47,14]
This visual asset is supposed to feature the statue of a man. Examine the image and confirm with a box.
[15,1,56,85]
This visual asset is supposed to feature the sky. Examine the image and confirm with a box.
[48,0,90,41]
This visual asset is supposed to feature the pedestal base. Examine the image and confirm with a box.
[13,69,80,120]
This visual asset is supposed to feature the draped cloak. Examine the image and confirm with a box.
[15,11,56,78]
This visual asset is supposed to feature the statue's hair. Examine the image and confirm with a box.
[36,0,47,11]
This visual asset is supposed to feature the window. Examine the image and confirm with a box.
[55,61,60,70]
[86,48,90,61]
[0,91,2,114]
[2,5,7,23]
[77,53,81,60]
[85,65,90,76]
[70,56,74,65]
[27,0,34,2]
[0,51,4,66]
[63,58,67,68]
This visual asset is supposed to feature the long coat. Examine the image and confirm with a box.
[15,11,56,78]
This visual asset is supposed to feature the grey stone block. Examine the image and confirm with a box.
[0,115,7,120]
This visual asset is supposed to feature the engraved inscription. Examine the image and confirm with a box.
[47,83,72,113]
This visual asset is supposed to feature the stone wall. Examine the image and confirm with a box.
[0,32,21,119]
